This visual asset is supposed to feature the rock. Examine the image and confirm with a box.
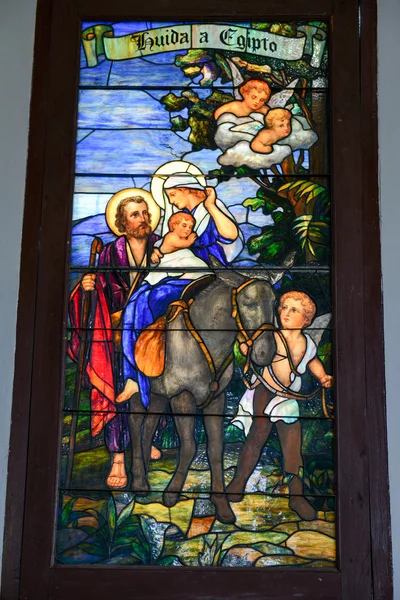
[253,542,293,555]
[187,516,216,539]
[222,546,263,567]
[221,530,288,553]
[256,555,311,567]
[273,522,299,535]
[163,536,205,566]
[285,530,336,561]
[308,559,336,567]
[133,498,194,537]
[298,519,335,538]
[232,494,301,531]
[192,498,215,518]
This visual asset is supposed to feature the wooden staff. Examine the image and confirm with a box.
[65,237,103,489]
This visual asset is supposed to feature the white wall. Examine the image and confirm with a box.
[0,0,399,596]
[378,0,400,596]
[0,0,37,579]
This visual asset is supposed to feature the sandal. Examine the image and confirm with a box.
[106,459,128,489]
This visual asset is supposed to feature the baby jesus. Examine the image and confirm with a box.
[250,108,292,154]
[154,211,197,256]
[145,211,210,286]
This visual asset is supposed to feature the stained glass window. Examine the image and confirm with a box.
[57,20,334,568]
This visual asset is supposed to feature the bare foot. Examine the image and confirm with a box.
[150,446,162,461]
[106,453,127,489]
[116,378,138,403]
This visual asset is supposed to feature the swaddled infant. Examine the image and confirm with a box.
[145,211,210,286]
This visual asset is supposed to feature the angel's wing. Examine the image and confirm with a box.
[227,58,245,100]
[306,313,331,348]
[268,79,299,109]
[230,121,264,135]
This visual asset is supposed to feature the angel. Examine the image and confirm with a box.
[228,290,333,521]
[213,78,272,119]
[250,108,292,154]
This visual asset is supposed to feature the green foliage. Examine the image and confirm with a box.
[161,88,234,150]
[301,418,335,508]
[246,180,331,267]
[198,535,225,566]
[160,92,189,112]
[292,216,330,260]
[317,341,332,368]
[170,116,189,132]
[248,210,297,263]
[56,495,182,566]
[245,187,293,213]
[278,180,327,205]
[166,22,327,149]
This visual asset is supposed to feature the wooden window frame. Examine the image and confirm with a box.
[1,0,392,598]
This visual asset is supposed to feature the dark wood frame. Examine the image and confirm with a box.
[1,0,391,598]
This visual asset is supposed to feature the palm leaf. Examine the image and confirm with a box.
[107,497,116,541]
[295,181,315,197]
[306,185,327,203]
[60,498,76,528]
[278,180,305,193]
[117,499,135,527]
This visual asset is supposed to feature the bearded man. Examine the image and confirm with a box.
[68,193,161,489]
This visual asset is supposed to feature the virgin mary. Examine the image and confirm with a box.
[119,161,242,408]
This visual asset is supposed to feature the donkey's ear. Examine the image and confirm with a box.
[209,255,245,287]
[216,269,245,287]
[209,255,224,269]
[236,269,272,283]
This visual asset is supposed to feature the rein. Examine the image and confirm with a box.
[166,278,332,419]
[232,279,332,420]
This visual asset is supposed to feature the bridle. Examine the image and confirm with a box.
[167,278,333,419]
[231,278,276,376]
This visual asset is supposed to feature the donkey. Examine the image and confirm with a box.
[128,268,276,524]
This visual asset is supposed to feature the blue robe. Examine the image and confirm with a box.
[189,210,232,266]
[122,215,233,408]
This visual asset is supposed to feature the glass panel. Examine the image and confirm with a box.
[56,19,334,568]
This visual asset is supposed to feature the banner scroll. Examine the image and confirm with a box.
[82,23,327,69]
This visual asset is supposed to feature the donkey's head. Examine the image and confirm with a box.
[235,278,276,366]
[212,259,277,368]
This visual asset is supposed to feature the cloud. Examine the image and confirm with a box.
[218,141,292,169]
[215,113,318,169]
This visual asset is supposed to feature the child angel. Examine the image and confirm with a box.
[213,77,318,168]
[229,290,333,521]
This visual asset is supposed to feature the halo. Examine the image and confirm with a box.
[151,160,207,209]
[105,188,160,236]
